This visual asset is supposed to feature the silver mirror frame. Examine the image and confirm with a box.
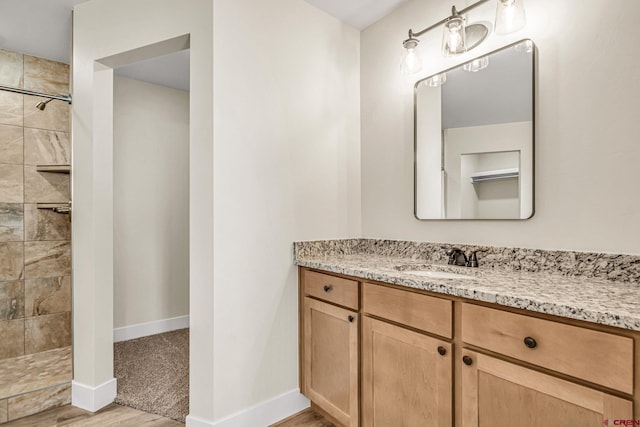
[413,39,536,221]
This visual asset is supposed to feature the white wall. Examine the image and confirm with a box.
[72,0,213,421]
[113,76,189,329]
[74,0,359,424]
[361,0,640,254]
[213,0,361,421]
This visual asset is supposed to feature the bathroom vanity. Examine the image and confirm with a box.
[296,241,640,426]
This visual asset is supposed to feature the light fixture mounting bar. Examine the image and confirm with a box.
[409,0,492,38]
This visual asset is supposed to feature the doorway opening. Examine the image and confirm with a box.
[112,48,190,422]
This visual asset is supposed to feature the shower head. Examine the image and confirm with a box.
[35,98,54,111]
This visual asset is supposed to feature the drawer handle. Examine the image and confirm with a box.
[462,356,473,366]
[323,285,332,292]
[437,346,447,356]
[348,315,355,323]
[524,336,537,349]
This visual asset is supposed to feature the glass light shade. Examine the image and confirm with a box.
[426,73,447,87]
[495,0,526,35]
[463,56,489,72]
[401,38,423,75]
[442,15,467,56]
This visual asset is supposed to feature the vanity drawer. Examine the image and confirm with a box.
[363,283,452,338]
[302,269,359,310]
[461,303,633,394]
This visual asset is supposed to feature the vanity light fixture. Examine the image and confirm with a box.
[495,0,526,35]
[401,36,423,75]
[401,0,526,75]
[442,7,467,56]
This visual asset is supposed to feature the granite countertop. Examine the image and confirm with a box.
[295,253,640,332]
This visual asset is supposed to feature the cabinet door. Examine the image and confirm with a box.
[362,316,452,426]
[460,350,633,427]
[303,297,358,427]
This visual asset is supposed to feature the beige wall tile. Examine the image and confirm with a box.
[0,281,24,321]
[25,277,70,317]
[24,241,70,279]
[24,312,71,354]
[0,398,7,423]
[23,96,69,133]
[0,49,24,88]
[0,92,23,127]
[0,164,24,203]
[23,166,70,204]
[23,128,70,166]
[0,347,71,399]
[0,203,23,242]
[7,382,70,421]
[0,242,23,281]
[24,204,70,241]
[23,56,69,95]
[0,50,74,423]
[0,124,24,165]
[0,319,24,360]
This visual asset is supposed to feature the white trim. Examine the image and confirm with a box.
[186,414,216,427]
[113,315,190,342]
[71,378,117,412]
[209,389,309,427]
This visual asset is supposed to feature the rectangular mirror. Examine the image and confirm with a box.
[415,39,535,220]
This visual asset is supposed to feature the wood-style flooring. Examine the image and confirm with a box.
[270,408,336,427]
[2,403,182,426]
[4,403,332,427]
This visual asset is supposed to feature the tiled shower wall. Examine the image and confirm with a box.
[0,49,72,422]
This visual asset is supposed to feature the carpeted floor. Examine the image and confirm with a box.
[114,328,189,422]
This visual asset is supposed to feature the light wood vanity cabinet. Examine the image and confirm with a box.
[459,303,634,426]
[299,267,638,426]
[460,350,632,426]
[362,316,452,426]
[461,303,634,394]
[301,270,359,426]
[362,282,453,338]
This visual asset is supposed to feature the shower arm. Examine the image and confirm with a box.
[0,84,72,104]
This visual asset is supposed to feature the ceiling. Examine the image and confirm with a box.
[303,0,408,30]
[0,0,82,64]
[0,0,406,92]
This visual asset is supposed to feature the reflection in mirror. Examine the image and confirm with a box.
[415,40,535,220]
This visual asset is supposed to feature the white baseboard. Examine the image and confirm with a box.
[113,315,190,342]
[204,388,309,427]
[186,414,216,427]
[72,378,117,412]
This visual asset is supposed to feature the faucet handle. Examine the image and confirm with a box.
[466,249,487,268]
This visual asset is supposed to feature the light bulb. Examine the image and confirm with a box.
[463,56,489,72]
[495,0,526,35]
[401,38,423,75]
[442,12,466,56]
[448,28,462,51]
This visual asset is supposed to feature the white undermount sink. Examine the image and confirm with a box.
[402,270,476,280]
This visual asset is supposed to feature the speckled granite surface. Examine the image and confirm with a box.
[294,239,640,331]
[294,239,640,282]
